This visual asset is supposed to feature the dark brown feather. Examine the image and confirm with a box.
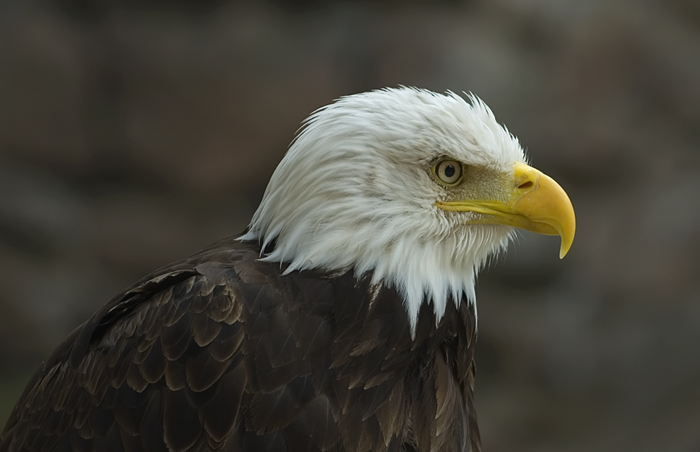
[0,239,481,452]
[162,389,201,452]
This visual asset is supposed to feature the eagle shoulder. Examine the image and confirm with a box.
[0,240,256,452]
[1,238,481,452]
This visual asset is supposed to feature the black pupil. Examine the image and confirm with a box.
[444,164,455,178]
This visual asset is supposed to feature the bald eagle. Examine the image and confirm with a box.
[0,88,574,452]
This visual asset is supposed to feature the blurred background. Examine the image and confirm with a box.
[1,0,700,450]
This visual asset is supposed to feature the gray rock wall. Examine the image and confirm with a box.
[1,1,699,450]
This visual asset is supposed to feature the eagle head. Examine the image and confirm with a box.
[241,87,575,332]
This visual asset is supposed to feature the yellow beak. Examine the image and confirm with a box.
[436,162,576,258]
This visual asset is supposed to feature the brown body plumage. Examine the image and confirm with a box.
[0,239,480,452]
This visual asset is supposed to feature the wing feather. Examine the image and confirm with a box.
[162,389,201,452]
[1,239,482,452]
[200,363,246,443]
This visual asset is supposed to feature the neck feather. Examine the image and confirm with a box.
[240,220,512,335]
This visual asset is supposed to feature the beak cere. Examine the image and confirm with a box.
[435,162,576,258]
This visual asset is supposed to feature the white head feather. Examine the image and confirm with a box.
[240,87,526,333]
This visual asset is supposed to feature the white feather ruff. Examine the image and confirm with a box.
[240,87,526,334]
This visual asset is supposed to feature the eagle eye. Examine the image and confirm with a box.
[434,159,463,185]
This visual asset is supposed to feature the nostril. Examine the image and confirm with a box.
[518,181,533,190]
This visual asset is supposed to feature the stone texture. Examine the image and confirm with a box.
[1,1,699,450]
